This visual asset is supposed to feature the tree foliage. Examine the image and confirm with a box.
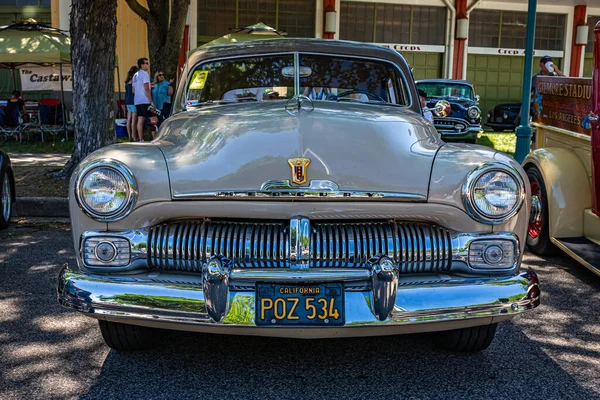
[125,0,190,80]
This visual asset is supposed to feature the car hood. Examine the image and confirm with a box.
[156,101,441,200]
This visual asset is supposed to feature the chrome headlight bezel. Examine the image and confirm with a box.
[462,163,525,225]
[75,159,138,222]
[467,106,481,119]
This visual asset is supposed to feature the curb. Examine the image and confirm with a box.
[14,197,69,218]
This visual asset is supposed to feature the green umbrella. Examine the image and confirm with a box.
[0,19,71,67]
[203,22,287,46]
[0,20,71,138]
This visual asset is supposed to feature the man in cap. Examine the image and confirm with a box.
[532,55,564,88]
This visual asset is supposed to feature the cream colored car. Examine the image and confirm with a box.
[58,39,540,352]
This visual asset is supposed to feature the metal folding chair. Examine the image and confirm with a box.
[38,98,67,142]
[0,103,26,142]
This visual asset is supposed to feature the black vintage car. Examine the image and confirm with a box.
[416,79,483,143]
[485,103,521,132]
[0,150,15,229]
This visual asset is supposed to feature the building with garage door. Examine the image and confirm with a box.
[11,0,600,115]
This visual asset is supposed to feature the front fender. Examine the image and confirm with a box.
[523,148,591,238]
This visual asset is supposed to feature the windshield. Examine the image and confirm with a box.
[416,82,474,100]
[186,53,409,106]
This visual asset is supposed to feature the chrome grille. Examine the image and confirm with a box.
[147,220,452,273]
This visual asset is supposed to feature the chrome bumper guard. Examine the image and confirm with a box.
[58,263,540,338]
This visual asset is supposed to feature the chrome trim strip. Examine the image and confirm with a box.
[74,158,138,223]
[58,265,540,337]
[80,225,519,273]
[461,163,526,225]
[260,179,340,191]
[229,267,371,283]
[172,190,427,201]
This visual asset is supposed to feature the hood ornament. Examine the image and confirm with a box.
[288,157,311,185]
[285,95,314,116]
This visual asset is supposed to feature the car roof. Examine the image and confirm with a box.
[187,38,411,72]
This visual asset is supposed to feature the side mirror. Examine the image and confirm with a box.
[475,95,480,102]
[425,100,451,118]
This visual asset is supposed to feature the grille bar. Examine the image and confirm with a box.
[147,220,452,273]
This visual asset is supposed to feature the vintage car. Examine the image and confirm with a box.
[58,39,540,353]
[0,150,15,229]
[485,103,521,132]
[523,22,600,276]
[416,79,483,143]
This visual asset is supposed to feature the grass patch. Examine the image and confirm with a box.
[0,137,74,154]
[477,131,516,158]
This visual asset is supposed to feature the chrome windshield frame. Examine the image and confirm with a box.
[176,51,413,112]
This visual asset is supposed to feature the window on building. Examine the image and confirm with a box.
[237,0,277,31]
[586,15,600,53]
[339,1,376,42]
[467,10,500,48]
[197,0,315,40]
[535,13,566,50]
[278,0,316,38]
[469,9,566,51]
[340,1,445,45]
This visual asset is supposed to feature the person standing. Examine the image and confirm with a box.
[132,57,156,142]
[418,89,434,124]
[152,71,173,123]
[124,66,138,141]
[530,55,565,123]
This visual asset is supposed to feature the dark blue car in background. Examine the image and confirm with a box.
[416,79,483,143]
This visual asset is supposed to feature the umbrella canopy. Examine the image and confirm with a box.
[0,19,71,68]
[203,22,287,46]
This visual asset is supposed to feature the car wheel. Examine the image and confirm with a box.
[435,323,497,352]
[98,320,164,351]
[493,127,504,132]
[526,166,556,255]
[0,169,13,230]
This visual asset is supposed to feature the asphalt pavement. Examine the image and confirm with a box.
[1,220,599,400]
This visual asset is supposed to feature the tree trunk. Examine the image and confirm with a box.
[56,0,117,179]
[126,0,190,80]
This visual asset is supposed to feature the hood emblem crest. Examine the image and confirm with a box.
[288,158,311,185]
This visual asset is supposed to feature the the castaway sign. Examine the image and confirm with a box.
[20,66,73,91]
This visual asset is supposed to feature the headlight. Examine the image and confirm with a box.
[76,160,137,221]
[462,164,525,224]
[467,106,481,119]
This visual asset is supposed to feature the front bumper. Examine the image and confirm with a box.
[437,126,482,142]
[58,265,540,338]
[485,122,516,130]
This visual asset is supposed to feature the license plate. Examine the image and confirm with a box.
[255,283,344,326]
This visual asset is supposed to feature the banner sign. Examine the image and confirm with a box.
[19,66,73,91]
[468,47,564,58]
[376,43,445,53]
[533,76,593,135]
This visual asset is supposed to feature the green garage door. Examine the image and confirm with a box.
[401,52,443,80]
[467,54,562,117]
[583,53,593,78]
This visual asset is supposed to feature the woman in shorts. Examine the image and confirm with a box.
[125,66,138,141]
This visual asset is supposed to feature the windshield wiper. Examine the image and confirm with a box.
[186,100,235,108]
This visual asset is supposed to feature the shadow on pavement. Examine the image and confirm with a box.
[1,224,599,400]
